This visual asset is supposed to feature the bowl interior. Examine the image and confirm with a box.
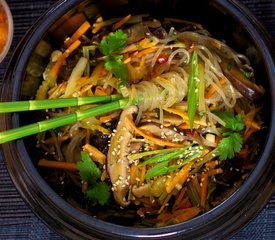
[1,0,275,239]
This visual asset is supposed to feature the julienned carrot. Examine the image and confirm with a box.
[64,21,91,48]
[205,160,219,170]
[122,38,158,54]
[139,128,158,151]
[166,161,193,194]
[38,159,77,171]
[123,57,132,64]
[133,48,158,58]
[205,79,226,99]
[173,207,200,223]
[99,114,113,123]
[92,17,120,34]
[112,14,131,31]
[200,172,208,207]
[50,40,81,78]
[207,168,223,177]
[82,143,106,164]
[101,168,107,181]
[156,212,174,222]
[172,188,186,211]
[163,107,207,127]
[190,175,201,198]
[129,164,138,185]
[126,116,182,148]
[94,86,108,96]
[139,165,146,185]
[89,63,104,85]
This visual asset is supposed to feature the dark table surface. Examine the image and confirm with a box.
[0,0,274,239]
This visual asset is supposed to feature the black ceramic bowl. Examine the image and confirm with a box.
[1,0,275,239]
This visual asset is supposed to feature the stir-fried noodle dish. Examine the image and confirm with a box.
[26,14,265,227]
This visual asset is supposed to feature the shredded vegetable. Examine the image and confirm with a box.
[1,14,265,227]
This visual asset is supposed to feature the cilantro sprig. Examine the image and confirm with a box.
[77,151,111,205]
[213,111,245,160]
[99,29,128,81]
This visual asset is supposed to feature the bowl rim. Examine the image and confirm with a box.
[1,0,275,239]
[0,0,14,63]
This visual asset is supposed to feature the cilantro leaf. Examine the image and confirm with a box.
[105,55,128,81]
[99,29,128,55]
[77,151,101,184]
[213,111,244,131]
[218,132,243,160]
[86,182,111,206]
[77,151,111,205]
[99,30,128,81]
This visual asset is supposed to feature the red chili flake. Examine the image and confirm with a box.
[157,54,168,64]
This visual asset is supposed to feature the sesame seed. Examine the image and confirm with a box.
[175,183,182,191]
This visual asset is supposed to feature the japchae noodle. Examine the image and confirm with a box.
[32,14,265,227]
